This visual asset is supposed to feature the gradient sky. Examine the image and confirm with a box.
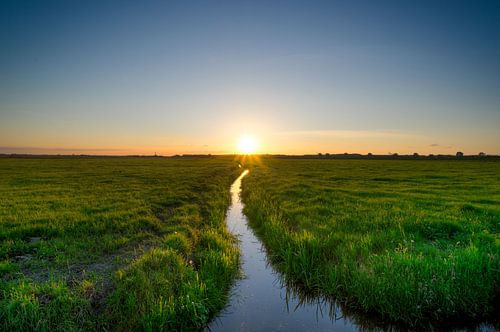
[1,0,499,155]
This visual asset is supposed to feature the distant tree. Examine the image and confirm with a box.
[456,151,464,158]
[367,152,373,156]
[413,152,419,157]
[318,153,323,157]
[478,152,486,157]
[392,153,398,156]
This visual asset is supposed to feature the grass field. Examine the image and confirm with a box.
[2,156,498,329]
[0,157,240,331]
[241,158,499,327]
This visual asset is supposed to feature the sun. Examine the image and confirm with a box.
[237,135,258,154]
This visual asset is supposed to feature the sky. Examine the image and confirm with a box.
[1,0,499,155]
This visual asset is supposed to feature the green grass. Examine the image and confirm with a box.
[0,157,240,331]
[241,158,499,327]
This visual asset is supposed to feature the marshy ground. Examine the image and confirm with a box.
[0,156,498,330]
[241,158,499,328]
[0,157,240,331]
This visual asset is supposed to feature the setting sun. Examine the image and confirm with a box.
[237,135,258,154]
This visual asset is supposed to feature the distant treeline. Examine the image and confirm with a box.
[266,153,500,160]
[1,153,499,160]
[0,154,167,159]
[0,153,220,159]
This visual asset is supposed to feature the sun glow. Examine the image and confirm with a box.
[237,135,258,154]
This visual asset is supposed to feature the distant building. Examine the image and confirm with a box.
[456,151,464,157]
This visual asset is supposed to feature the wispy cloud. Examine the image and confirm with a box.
[429,143,452,149]
[274,130,422,139]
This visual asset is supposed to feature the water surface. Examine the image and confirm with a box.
[207,170,359,331]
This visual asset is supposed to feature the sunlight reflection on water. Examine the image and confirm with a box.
[207,170,360,331]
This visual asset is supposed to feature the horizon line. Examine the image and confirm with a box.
[1,152,498,158]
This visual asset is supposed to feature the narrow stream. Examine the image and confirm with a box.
[207,170,496,331]
[207,170,360,331]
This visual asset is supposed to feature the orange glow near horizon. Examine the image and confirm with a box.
[1,129,499,156]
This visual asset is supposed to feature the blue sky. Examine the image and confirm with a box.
[1,0,499,154]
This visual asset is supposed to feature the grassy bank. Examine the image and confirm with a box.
[0,157,240,331]
[241,158,499,327]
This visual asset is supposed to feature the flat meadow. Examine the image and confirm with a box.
[241,158,499,327]
[0,156,240,331]
[1,156,498,330]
